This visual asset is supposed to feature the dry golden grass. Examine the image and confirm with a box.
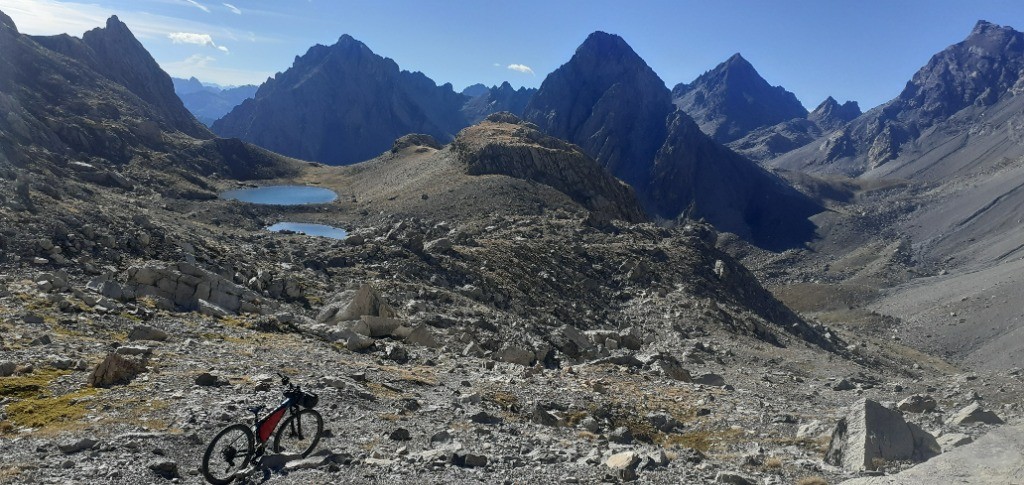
[796,477,828,485]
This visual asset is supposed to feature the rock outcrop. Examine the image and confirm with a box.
[451,113,647,223]
[91,262,274,314]
[825,399,940,471]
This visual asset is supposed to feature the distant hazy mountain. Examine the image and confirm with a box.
[460,82,536,124]
[673,53,808,144]
[808,96,861,131]
[670,54,862,162]
[170,76,258,126]
[460,83,489,98]
[524,32,821,250]
[0,13,296,186]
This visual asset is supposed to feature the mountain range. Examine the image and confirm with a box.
[523,32,821,250]
[171,76,258,126]
[212,37,536,166]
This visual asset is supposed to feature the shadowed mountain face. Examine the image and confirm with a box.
[523,32,671,189]
[212,36,535,166]
[673,53,808,144]
[213,35,468,166]
[524,32,820,250]
[171,77,258,126]
[0,12,296,185]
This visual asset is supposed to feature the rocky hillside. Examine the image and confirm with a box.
[451,113,645,223]
[0,12,297,188]
[171,77,258,126]
[672,53,808,144]
[772,20,1024,176]
[523,32,822,250]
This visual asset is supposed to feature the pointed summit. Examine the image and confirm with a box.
[809,96,861,130]
[673,53,806,143]
[214,34,467,165]
[524,31,671,187]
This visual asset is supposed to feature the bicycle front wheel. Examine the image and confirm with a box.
[272,408,323,457]
[201,423,255,485]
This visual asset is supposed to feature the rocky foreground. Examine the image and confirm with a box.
[1,184,1021,484]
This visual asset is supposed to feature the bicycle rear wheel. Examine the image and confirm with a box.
[272,408,323,457]
[201,423,255,485]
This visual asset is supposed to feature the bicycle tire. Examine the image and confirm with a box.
[272,408,323,457]
[201,423,255,485]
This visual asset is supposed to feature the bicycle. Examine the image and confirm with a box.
[200,373,323,485]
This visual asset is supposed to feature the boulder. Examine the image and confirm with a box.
[405,325,439,348]
[89,353,146,387]
[714,471,755,484]
[148,459,179,479]
[334,284,396,322]
[937,432,973,451]
[58,438,98,454]
[0,361,16,377]
[424,238,453,253]
[494,345,534,366]
[128,325,168,342]
[605,451,641,481]
[897,394,938,413]
[694,373,726,386]
[355,315,402,338]
[947,402,1004,425]
[825,398,940,471]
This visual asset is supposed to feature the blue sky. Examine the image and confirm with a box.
[4,0,1024,110]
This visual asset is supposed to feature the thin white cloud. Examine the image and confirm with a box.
[168,32,229,53]
[507,64,535,75]
[184,0,210,13]
[223,3,242,15]
[162,54,272,86]
[168,32,216,46]
[492,63,502,67]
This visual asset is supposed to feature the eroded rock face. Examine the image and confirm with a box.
[451,114,647,224]
[825,398,940,471]
[94,262,271,314]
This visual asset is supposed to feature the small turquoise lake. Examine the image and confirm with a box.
[266,222,348,240]
[220,185,338,205]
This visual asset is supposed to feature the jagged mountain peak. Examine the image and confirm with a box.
[808,96,861,130]
[673,52,806,143]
